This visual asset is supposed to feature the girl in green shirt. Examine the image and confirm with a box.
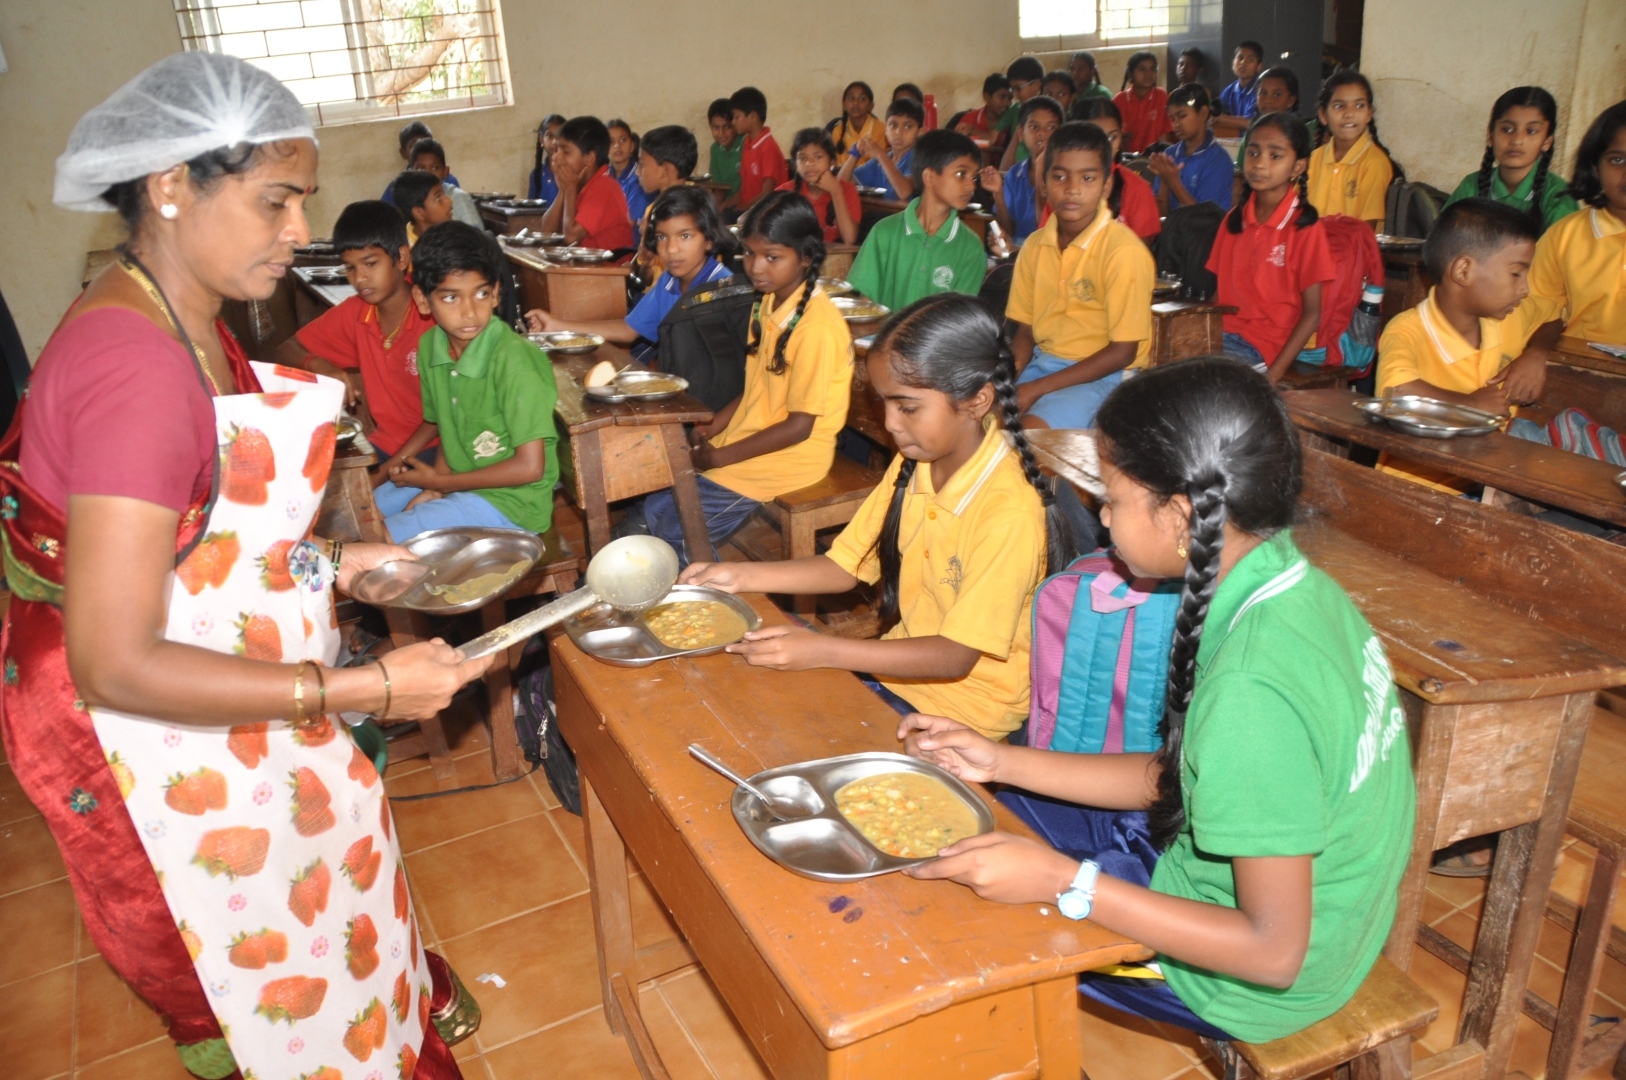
[1443,86,1579,233]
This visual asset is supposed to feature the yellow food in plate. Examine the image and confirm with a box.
[643,600,748,650]
[585,360,617,387]
[835,772,981,858]
[426,560,531,604]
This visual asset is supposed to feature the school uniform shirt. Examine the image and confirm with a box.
[1003,158,1042,242]
[624,257,733,343]
[573,165,635,251]
[1442,168,1579,231]
[1306,132,1393,223]
[853,149,914,200]
[294,295,436,457]
[961,104,1002,137]
[1115,164,1162,240]
[1113,86,1171,153]
[611,162,649,235]
[710,135,744,197]
[775,178,863,244]
[417,319,560,534]
[1217,77,1259,119]
[739,128,789,205]
[446,183,483,227]
[1528,207,1626,345]
[1077,82,1114,103]
[704,284,852,502]
[1007,204,1155,366]
[831,113,886,166]
[528,162,558,203]
[1151,529,1413,1043]
[847,199,988,312]
[1205,192,1337,363]
[826,419,1047,740]
[1155,133,1235,210]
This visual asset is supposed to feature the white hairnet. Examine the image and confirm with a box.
[54,51,315,211]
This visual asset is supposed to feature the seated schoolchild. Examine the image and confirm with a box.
[1207,113,1336,381]
[847,130,987,311]
[1442,88,1578,233]
[1007,122,1155,430]
[275,200,435,477]
[1068,51,1114,104]
[1212,41,1264,137]
[635,192,851,562]
[389,168,455,243]
[407,138,482,227]
[962,74,1013,146]
[372,222,559,542]
[1042,71,1078,116]
[838,95,924,201]
[778,128,862,245]
[681,294,1076,741]
[382,120,458,202]
[1072,97,1162,243]
[706,98,744,200]
[528,113,565,202]
[899,358,1413,1047]
[1113,51,1171,153]
[827,81,883,165]
[607,119,649,233]
[1230,67,1315,182]
[998,56,1048,166]
[1174,47,1205,88]
[1307,72,1398,230]
[984,95,1065,242]
[536,116,635,251]
[631,124,702,278]
[1147,83,1234,211]
[724,87,788,218]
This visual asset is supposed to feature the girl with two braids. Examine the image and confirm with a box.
[1307,71,1399,229]
[682,294,1076,741]
[1443,87,1579,233]
[900,358,1414,1045]
[779,128,862,244]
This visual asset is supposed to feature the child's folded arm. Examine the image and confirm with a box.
[693,412,815,470]
[1490,317,1563,405]
[399,438,547,494]
[376,421,439,482]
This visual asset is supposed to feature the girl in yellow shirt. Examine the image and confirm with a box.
[1527,101,1626,346]
[1307,72,1399,229]
[681,294,1082,740]
[828,81,885,167]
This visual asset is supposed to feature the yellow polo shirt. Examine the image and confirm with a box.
[1007,205,1155,367]
[827,421,1047,739]
[704,284,853,502]
[832,113,886,167]
[1306,132,1392,224]
[1528,207,1626,346]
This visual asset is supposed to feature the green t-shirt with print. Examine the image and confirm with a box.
[418,318,560,534]
[1149,529,1414,1043]
[710,135,745,197]
[1443,167,1579,230]
[847,199,987,313]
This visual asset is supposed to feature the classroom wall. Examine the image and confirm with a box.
[0,0,1023,360]
[1360,0,1626,194]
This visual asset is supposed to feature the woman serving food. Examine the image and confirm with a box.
[1,53,488,1079]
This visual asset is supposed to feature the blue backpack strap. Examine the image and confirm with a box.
[1121,581,1183,752]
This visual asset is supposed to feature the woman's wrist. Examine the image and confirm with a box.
[324,663,390,715]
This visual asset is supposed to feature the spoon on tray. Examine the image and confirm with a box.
[688,744,812,821]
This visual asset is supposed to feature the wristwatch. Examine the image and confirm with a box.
[1057,859,1101,921]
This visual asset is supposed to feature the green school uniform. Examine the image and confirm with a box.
[418,318,560,534]
[1150,530,1414,1043]
[1442,167,1579,231]
[710,135,745,197]
[1078,82,1114,102]
[846,199,987,312]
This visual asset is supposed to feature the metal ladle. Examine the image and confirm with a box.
[687,744,812,821]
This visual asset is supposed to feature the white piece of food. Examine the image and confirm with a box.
[585,360,617,388]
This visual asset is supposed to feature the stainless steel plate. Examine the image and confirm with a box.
[528,331,605,355]
[817,277,854,297]
[505,233,566,247]
[491,198,549,208]
[304,268,349,285]
[1355,396,1502,438]
[469,192,516,202]
[831,296,891,322]
[335,415,363,446]
[351,528,543,614]
[563,584,760,666]
[556,247,615,263]
[729,752,995,882]
[584,370,689,403]
[1154,273,1182,297]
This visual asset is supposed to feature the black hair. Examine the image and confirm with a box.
[1018,94,1066,130]
[885,96,926,127]
[1316,70,1406,181]
[911,129,981,190]
[730,86,768,122]
[790,127,843,231]
[982,73,1011,97]
[1074,122,1126,216]
[559,115,611,172]
[1094,357,1302,850]
[1168,83,1212,112]
[892,82,924,103]
[1235,40,1264,63]
[1007,56,1045,84]
[407,137,446,169]
[738,191,825,376]
[397,120,432,151]
[1227,113,1320,233]
[1069,51,1101,90]
[1042,71,1078,99]
[867,294,1078,630]
[1042,121,1113,177]
[1477,87,1561,234]
[533,114,565,192]
[1256,66,1300,112]
[388,169,442,218]
[606,118,641,165]
[332,199,410,258]
[102,140,277,231]
[1122,50,1158,90]
[1568,100,1626,210]
[831,82,877,149]
[841,80,875,108]
[640,124,699,179]
[1422,196,1541,279]
[1072,95,1123,133]
[410,220,501,293]
[1178,47,1205,68]
[644,184,737,262]
[1070,100,1128,215]
[707,98,734,124]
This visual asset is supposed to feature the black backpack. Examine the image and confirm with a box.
[655,274,756,413]
[1384,180,1448,239]
[514,644,581,814]
[1154,202,1227,301]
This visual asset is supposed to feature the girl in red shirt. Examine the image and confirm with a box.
[1113,51,1172,153]
[1072,97,1161,243]
[778,128,862,244]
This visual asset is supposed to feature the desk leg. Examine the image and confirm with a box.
[1034,974,1085,1078]
[481,600,523,782]
[659,423,715,563]
[583,776,638,1038]
[576,429,613,555]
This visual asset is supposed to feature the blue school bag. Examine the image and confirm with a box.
[1026,549,1181,754]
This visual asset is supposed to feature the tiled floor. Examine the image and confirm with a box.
[6,696,1626,1079]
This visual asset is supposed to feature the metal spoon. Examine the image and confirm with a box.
[687,744,811,821]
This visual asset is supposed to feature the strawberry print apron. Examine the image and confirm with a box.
[89,363,432,1080]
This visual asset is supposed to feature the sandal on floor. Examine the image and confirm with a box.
[1430,850,1493,877]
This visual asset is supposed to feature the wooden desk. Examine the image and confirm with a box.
[1380,246,1431,320]
[824,243,859,282]
[504,246,631,322]
[1284,388,1626,526]
[1516,361,1626,435]
[551,595,1146,1080]
[1551,335,1626,380]
[700,180,733,209]
[858,193,907,222]
[551,347,716,560]
[1027,429,1102,499]
[480,201,551,236]
[1149,300,1236,366]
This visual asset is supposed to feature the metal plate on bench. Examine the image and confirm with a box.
[1355,396,1503,438]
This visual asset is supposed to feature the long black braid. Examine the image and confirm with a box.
[738,190,827,376]
[1475,145,1497,198]
[1227,113,1319,234]
[530,114,564,199]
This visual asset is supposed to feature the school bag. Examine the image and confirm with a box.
[514,642,582,814]
[1308,214,1386,370]
[1153,202,1225,301]
[655,273,756,412]
[1384,180,1447,239]
[1026,549,1181,755]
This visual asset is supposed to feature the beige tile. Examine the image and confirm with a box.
[1551,846,1597,909]
[385,752,548,854]
[1523,956,1569,1015]
[658,969,772,1080]
[0,879,76,987]
[1537,917,1577,970]
[0,966,74,1080]
[1505,1011,1554,1079]
[1076,995,1199,1080]
[0,763,40,826]
[1432,909,1481,954]
[1425,871,1488,911]
[74,956,169,1065]
[483,1007,643,1080]
[1407,947,1467,1054]
[638,983,718,1080]
[548,806,586,872]
[404,814,587,940]
[75,1037,194,1080]
[0,813,67,897]
[1421,889,1458,927]
[527,770,562,812]
[75,910,99,961]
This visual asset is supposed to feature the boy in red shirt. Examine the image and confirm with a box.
[538,115,635,250]
[724,86,788,218]
[277,200,435,479]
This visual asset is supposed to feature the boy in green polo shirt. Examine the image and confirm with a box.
[847,130,988,312]
[375,221,560,542]
[707,98,744,198]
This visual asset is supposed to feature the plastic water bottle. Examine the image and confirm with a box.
[1357,284,1383,322]
[924,93,939,131]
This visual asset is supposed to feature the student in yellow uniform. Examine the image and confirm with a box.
[1307,72,1398,229]
[1008,122,1155,430]
[1527,101,1626,346]
[681,294,1079,740]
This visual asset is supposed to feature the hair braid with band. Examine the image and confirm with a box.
[1475,144,1497,198]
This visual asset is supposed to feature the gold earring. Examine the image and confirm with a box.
[1176,540,1189,559]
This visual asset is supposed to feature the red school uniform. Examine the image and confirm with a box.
[739,128,789,205]
[775,178,863,243]
[295,294,435,457]
[1205,191,1337,362]
[1113,86,1171,153]
[575,165,635,251]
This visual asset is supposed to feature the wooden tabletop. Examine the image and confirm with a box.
[503,245,633,279]
[1027,428,1103,498]
[551,594,1148,1049]
[550,346,712,433]
[1283,389,1626,526]
[1551,336,1626,380]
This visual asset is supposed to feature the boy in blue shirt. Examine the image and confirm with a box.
[1214,41,1265,137]
[1148,83,1234,210]
[838,96,923,201]
[984,95,1064,241]
[407,138,483,227]
[383,120,458,203]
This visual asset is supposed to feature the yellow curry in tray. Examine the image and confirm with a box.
[834,772,982,858]
[642,599,749,650]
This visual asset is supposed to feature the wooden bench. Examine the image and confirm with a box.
[1149,300,1236,366]
[1551,336,1626,381]
[753,456,881,615]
